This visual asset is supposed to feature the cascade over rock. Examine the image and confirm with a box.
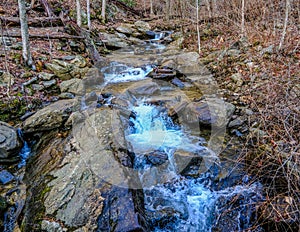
[7,28,263,232]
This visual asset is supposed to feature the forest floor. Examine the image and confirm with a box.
[0,0,299,231]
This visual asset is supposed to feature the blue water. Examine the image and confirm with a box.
[127,104,183,153]
[17,129,31,168]
[126,103,263,231]
[127,104,214,156]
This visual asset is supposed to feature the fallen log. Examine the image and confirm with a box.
[0,17,63,27]
[5,33,84,40]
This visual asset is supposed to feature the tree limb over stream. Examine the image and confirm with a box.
[0,16,63,27]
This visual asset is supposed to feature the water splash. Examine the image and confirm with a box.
[153,32,165,41]
[3,206,17,232]
[127,104,212,155]
[125,103,263,231]
[101,62,153,84]
[152,31,172,41]
[145,177,263,232]
[127,104,183,153]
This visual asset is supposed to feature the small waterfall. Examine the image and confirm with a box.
[3,205,17,232]
[101,62,153,84]
[17,129,31,168]
[153,32,165,41]
[126,103,263,231]
[127,104,182,154]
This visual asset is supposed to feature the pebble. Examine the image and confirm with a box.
[31,84,44,91]
[228,118,244,128]
[0,170,14,184]
[42,79,57,88]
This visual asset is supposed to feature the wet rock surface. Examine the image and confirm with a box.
[182,99,235,128]
[0,121,22,162]
[146,151,169,165]
[21,107,146,231]
[0,170,14,184]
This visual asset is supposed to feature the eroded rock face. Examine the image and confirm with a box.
[22,107,146,231]
[23,99,77,133]
[0,121,22,162]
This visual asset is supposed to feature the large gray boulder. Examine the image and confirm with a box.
[21,107,146,231]
[45,56,89,80]
[45,60,73,80]
[134,21,151,33]
[101,33,129,49]
[0,121,22,162]
[182,98,235,128]
[116,23,135,35]
[23,99,76,133]
[60,78,85,95]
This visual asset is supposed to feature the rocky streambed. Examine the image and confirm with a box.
[0,25,264,232]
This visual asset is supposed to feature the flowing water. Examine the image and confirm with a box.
[126,103,263,231]
[97,32,264,231]
[17,129,31,168]
[4,31,264,232]
[101,62,154,84]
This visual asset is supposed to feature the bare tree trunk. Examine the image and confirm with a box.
[150,0,154,16]
[40,0,54,17]
[212,0,217,17]
[101,0,106,20]
[76,0,82,27]
[18,0,34,68]
[30,0,35,8]
[142,0,146,15]
[279,0,290,50]
[196,0,201,54]
[205,0,212,18]
[87,0,91,30]
[180,0,184,19]
[0,20,11,95]
[241,0,245,36]
[166,0,170,20]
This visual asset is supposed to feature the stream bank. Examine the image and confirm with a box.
[1,22,266,232]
